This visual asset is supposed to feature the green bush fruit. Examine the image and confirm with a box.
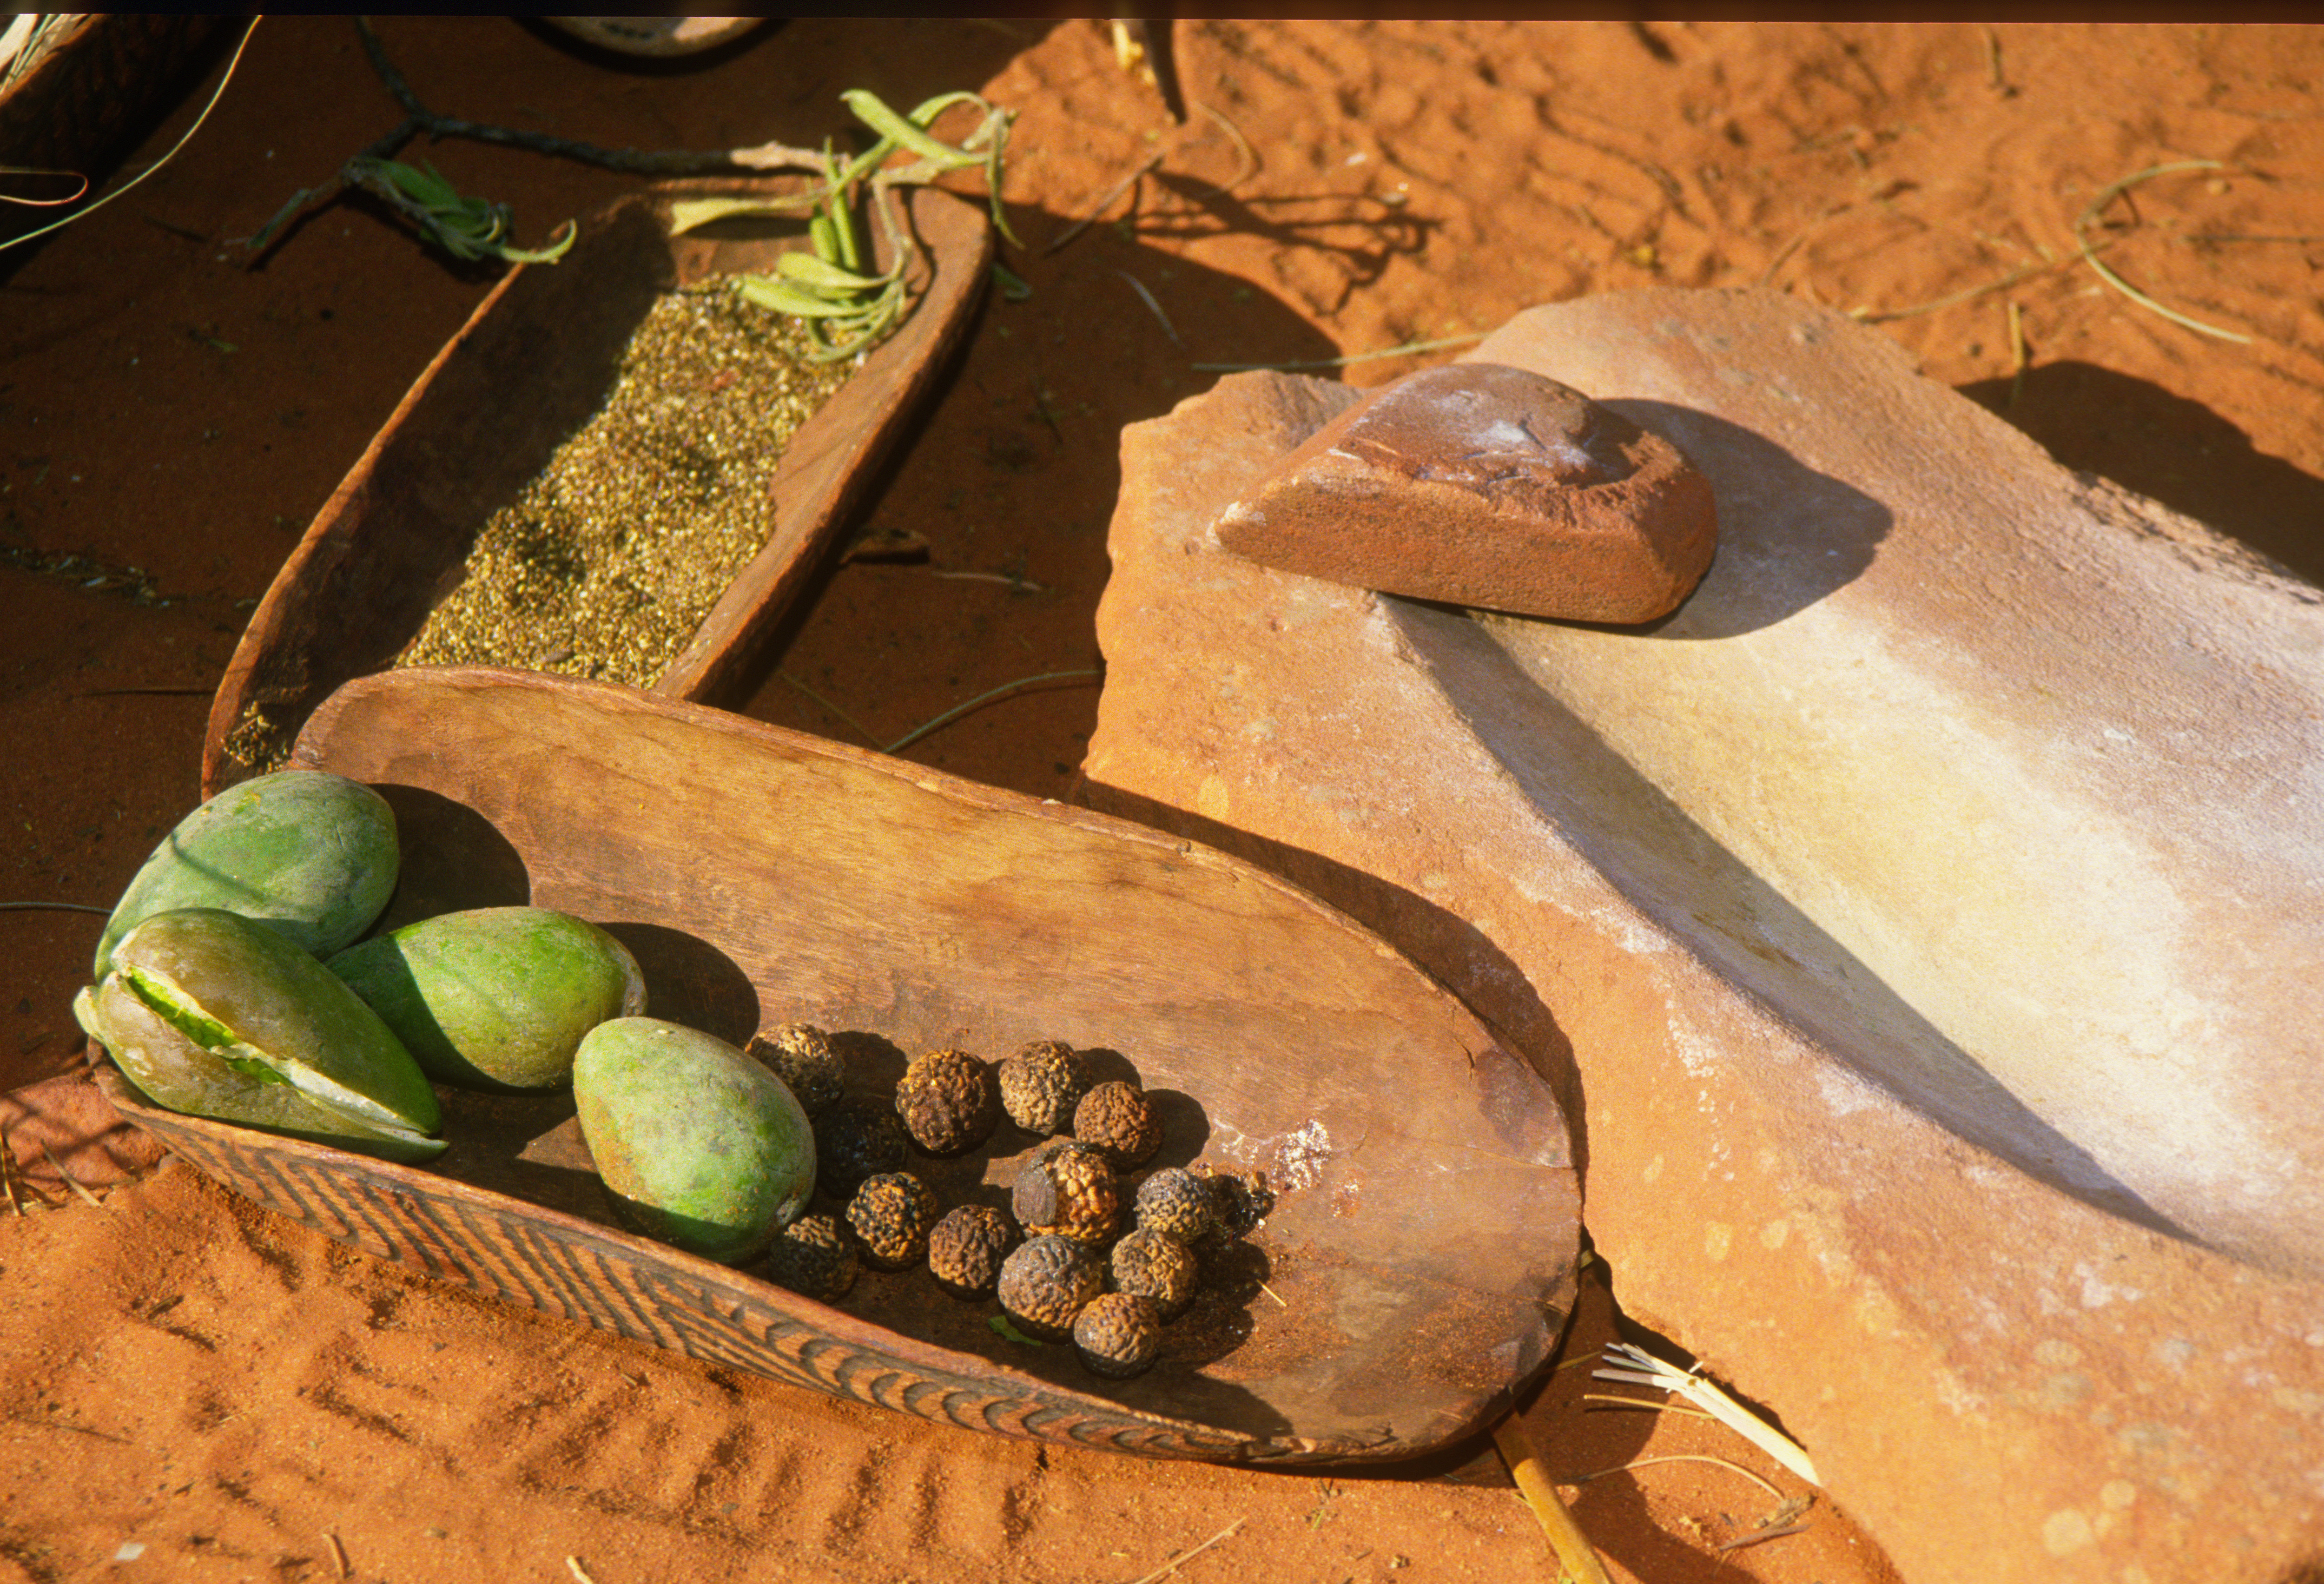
[82,907,443,1161]
[76,977,445,1165]
[329,907,646,1092]
[94,770,398,981]
[573,1017,814,1265]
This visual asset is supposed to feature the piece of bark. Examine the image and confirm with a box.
[1085,286,2324,1584]
[1211,362,1717,622]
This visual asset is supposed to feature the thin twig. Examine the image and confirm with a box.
[566,1559,600,1584]
[1490,1417,1613,1584]
[1118,271,1182,345]
[1576,1452,1784,1501]
[1579,1393,1717,1421]
[925,568,1050,593]
[0,165,88,208]
[1125,1518,1244,1584]
[1047,150,1164,253]
[1192,330,1489,373]
[355,19,812,176]
[885,669,1102,755]
[2007,298,2029,409]
[1758,199,1856,288]
[40,1142,106,1210]
[1,1131,25,1217]
[2074,159,2253,344]
[1257,1281,1289,1308]
[776,671,881,750]
[0,902,108,914]
[1717,1522,1812,1553]
[1187,99,1260,197]
[1849,257,2049,323]
[325,1531,350,1579]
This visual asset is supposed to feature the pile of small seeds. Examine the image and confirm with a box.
[396,279,850,689]
[748,1026,1276,1381]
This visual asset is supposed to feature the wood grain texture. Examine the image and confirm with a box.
[200,183,990,799]
[127,667,1579,1463]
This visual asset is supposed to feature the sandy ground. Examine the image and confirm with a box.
[6,18,2322,1582]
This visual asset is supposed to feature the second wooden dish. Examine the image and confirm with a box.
[201,181,990,799]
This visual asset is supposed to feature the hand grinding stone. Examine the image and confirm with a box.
[1211,362,1717,623]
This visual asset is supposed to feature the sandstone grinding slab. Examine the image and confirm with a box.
[1083,286,2324,1584]
[1212,362,1717,622]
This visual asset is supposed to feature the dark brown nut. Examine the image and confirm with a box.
[997,1234,1103,1341]
[894,1048,999,1155]
[813,1097,907,1198]
[1134,1167,1219,1244]
[1012,1137,1119,1246]
[1073,1292,1163,1378]
[746,1023,845,1117]
[1074,1080,1160,1168]
[1110,1228,1198,1319]
[927,1204,1017,1298]
[846,1172,939,1269]
[996,1039,1089,1135]
[765,1213,858,1302]
[1204,1169,1277,1241]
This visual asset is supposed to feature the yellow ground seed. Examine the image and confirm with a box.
[397,278,850,688]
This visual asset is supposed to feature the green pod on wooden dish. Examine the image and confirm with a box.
[573,1017,814,1266]
[327,907,647,1092]
[75,977,445,1165]
[81,907,442,1159]
[93,770,399,981]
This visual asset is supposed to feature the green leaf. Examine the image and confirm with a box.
[842,89,980,170]
[667,194,813,236]
[735,274,867,317]
[495,218,578,265]
[775,250,891,291]
[988,1314,1050,1346]
[904,91,984,128]
[821,190,863,274]
[384,159,461,208]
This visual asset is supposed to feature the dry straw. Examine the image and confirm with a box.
[1594,1341,1821,1486]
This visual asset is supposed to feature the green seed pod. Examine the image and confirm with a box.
[573,1017,815,1265]
[86,907,443,1158]
[94,770,398,981]
[77,977,445,1164]
[328,907,646,1092]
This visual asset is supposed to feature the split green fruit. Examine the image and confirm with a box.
[573,1018,815,1265]
[329,907,647,1091]
[77,908,443,1163]
[94,770,398,981]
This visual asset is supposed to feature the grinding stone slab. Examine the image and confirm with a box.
[1083,285,2324,1584]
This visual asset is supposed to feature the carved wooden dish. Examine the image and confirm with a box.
[200,181,991,799]
[105,667,1580,1464]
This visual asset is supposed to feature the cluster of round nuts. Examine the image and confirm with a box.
[745,1026,1243,1379]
